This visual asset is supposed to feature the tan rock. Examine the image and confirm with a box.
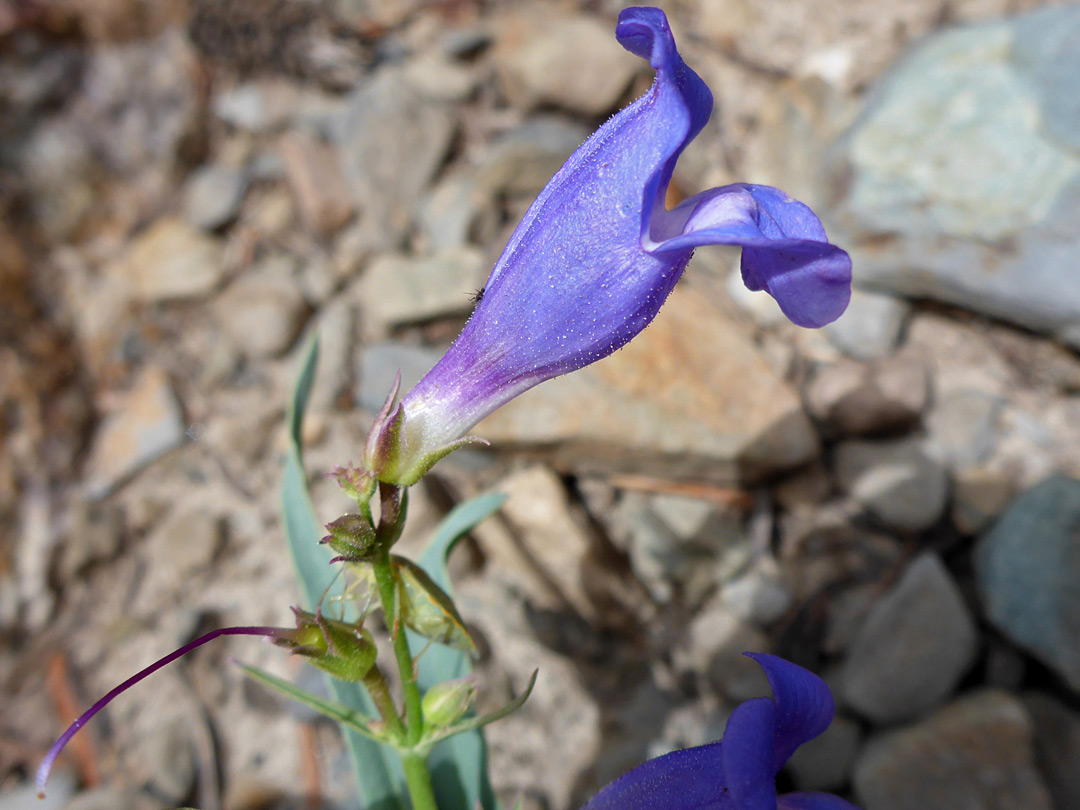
[471,465,638,629]
[854,690,1052,810]
[84,367,185,498]
[113,218,225,302]
[493,11,639,116]
[476,285,819,483]
[354,249,488,336]
[216,258,309,359]
[278,133,355,237]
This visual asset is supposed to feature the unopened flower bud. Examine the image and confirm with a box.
[422,677,477,727]
[331,464,376,506]
[322,513,378,562]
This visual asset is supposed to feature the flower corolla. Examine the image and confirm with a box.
[367,6,851,485]
[582,653,861,810]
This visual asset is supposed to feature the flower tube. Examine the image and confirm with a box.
[366,6,851,485]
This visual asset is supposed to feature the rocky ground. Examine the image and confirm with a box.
[3,1,1080,809]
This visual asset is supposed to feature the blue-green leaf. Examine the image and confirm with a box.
[282,336,407,810]
[239,664,387,744]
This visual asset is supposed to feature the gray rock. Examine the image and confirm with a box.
[606,493,684,604]
[334,219,399,282]
[607,492,747,605]
[778,503,902,601]
[213,79,301,133]
[414,117,587,252]
[334,70,456,241]
[824,581,886,656]
[827,10,1080,345]
[834,437,949,532]
[216,257,309,359]
[353,248,488,336]
[477,286,819,484]
[470,465,623,627]
[84,367,186,498]
[1012,7,1080,152]
[927,390,1002,468]
[975,475,1080,690]
[65,787,138,810]
[677,597,771,701]
[59,501,124,581]
[15,118,96,242]
[182,164,248,231]
[145,507,223,582]
[841,553,978,724]
[805,351,928,437]
[493,11,638,116]
[306,298,355,413]
[356,342,445,413]
[76,30,200,175]
[649,492,732,544]
[0,770,74,810]
[138,718,198,805]
[403,54,477,101]
[787,714,862,792]
[455,576,601,810]
[719,562,794,626]
[853,690,1052,810]
[417,171,497,253]
[825,289,910,361]
[1023,693,1080,810]
[474,117,590,202]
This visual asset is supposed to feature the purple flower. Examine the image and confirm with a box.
[581,653,861,810]
[365,6,851,485]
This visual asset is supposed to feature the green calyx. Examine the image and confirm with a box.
[275,608,378,682]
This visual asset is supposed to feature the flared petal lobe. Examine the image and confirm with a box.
[365,6,851,486]
[652,185,852,328]
[744,652,835,772]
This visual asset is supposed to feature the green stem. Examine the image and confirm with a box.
[361,665,406,740]
[373,548,426,745]
[402,751,438,810]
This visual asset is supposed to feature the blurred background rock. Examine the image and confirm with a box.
[2,1,1079,809]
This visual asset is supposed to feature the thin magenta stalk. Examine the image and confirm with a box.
[36,625,284,798]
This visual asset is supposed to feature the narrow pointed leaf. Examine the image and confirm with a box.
[239,664,386,744]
